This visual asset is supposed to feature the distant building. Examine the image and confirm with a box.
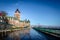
[0,9,30,28]
[8,9,30,28]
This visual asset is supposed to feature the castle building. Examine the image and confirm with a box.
[7,9,30,28]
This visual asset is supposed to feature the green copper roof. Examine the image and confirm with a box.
[7,16,18,20]
[6,16,30,23]
[20,20,24,22]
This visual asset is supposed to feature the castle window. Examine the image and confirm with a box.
[10,18,11,20]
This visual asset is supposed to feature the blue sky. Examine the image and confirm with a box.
[0,0,60,26]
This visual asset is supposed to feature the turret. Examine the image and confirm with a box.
[14,9,20,20]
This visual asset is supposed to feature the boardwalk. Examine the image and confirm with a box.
[0,29,21,32]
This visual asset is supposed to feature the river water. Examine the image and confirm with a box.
[3,28,48,40]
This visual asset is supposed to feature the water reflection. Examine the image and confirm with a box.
[5,28,47,40]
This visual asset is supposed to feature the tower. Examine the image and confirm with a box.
[14,9,20,20]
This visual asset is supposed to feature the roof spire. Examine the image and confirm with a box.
[15,9,20,13]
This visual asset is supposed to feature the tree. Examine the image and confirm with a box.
[1,11,7,17]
